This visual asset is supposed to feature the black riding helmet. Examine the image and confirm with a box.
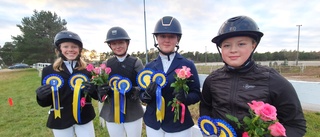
[105,26,131,44]
[212,16,263,47]
[105,26,131,57]
[54,30,83,48]
[54,30,83,61]
[153,16,182,60]
[212,16,264,72]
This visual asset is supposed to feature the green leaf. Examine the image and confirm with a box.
[183,84,189,93]
[226,114,239,123]
[170,83,177,87]
[167,101,172,106]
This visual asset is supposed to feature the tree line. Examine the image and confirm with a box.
[100,49,320,65]
[0,10,319,67]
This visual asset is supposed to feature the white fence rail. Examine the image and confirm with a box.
[33,63,51,77]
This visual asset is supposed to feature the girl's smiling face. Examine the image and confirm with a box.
[220,36,256,68]
[156,34,178,54]
[109,40,128,57]
[60,42,80,61]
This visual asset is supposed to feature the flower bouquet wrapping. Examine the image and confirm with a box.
[226,100,286,137]
[85,63,111,102]
[168,66,193,123]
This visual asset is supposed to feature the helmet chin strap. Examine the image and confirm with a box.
[113,52,127,57]
[217,46,255,72]
[58,49,81,61]
[153,35,180,61]
[154,43,179,61]
[108,45,128,57]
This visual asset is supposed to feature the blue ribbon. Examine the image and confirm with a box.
[156,85,162,111]
[117,77,132,123]
[42,74,64,119]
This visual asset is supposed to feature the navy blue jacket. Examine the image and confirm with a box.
[141,53,201,132]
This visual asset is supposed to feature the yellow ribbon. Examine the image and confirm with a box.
[72,79,82,123]
[161,97,165,120]
[113,81,120,124]
[51,87,61,118]
[156,97,165,122]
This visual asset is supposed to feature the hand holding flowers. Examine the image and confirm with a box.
[226,100,286,137]
[84,63,112,103]
[168,66,193,123]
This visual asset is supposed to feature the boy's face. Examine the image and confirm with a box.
[220,36,256,68]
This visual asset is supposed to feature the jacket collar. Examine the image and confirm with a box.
[153,53,184,74]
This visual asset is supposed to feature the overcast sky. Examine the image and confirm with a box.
[1,0,319,54]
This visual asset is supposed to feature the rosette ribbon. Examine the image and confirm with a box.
[43,74,64,119]
[213,119,237,137]
[69,73,88,123]
[136,68,154,90]
[117,77,132,123]
[151,71,167,122]
[198,116,220,136]
[109,75,122,124]
[198,116,237,137]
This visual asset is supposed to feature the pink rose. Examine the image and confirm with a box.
[105,67,111,74]
[248,100,265,114]
[181,66,192,78]
[86,64,94,72]
[258,103,277,121]
[100,64,106,70]
[93,67,101,75]
[175,66,192,79]
[80,97,86,107]
[242,132,250,137]
[268,122,286,136]
[176,69,186,79]
[174,68,181,75]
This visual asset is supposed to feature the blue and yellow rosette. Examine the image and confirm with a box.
[213,119,237,137]
[108,74,122,124]
[136,68,154,90]
[68,73,88,123]
[198,116,220,136]
[198,116,237,137]
[151,71,167,122]
[42,74,64,119]
[117,77,132,123]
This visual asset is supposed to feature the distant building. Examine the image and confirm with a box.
[33,63,51,69]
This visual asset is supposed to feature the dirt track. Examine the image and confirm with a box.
[1,67,320,82]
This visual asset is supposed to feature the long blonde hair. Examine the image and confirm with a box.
[53,49,87,72]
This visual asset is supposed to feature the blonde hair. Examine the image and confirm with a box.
[53,49,87,72]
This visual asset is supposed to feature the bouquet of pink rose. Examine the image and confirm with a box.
[84,63,111,103]
[86,63,111,86]
[226,100,286,137]
[168,66,193,123]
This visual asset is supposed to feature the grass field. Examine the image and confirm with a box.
[0,68,319,136]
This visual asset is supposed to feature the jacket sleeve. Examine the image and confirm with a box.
[36,67,53,107]
[184,63,201,106]
[269,73,306,137]
[199,76,213,117]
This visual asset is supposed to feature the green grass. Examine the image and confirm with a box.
[0,68,319,136]
[0,69,108,137]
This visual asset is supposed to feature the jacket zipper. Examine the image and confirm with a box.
[230,73,239,117]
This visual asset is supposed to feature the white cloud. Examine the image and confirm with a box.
[0,0,319,54]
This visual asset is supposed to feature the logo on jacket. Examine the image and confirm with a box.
[243,84,255,89]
